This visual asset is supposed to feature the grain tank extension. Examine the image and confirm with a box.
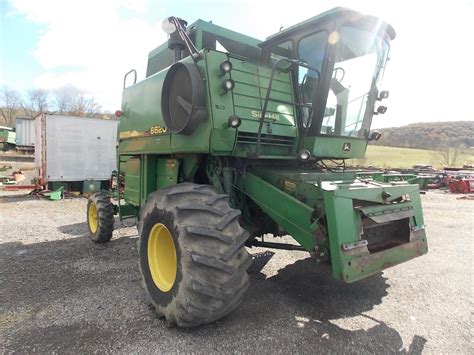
[86,8,428,327]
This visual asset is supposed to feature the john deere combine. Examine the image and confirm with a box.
[86,8,427,327]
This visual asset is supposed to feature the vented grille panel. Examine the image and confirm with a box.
[236,132,295,147]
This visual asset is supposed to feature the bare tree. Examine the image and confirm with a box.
[23,88,50,118]
[72,92,102,117]
[0,86,24,127]
[54,86,76,114]
[54,86,101,117]
[434,145,465,167]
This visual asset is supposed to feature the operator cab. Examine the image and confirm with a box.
[260,7,394,142]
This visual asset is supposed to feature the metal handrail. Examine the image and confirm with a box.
[255,58,320,156]
[123,69,137,89]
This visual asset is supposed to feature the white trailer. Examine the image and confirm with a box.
[16,117,36,151]
[35,114,118,189]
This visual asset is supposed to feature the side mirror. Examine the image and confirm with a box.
[368,131,382,141]
[378,90,389,100]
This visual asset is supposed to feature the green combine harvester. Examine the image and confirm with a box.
[86,8,428,327]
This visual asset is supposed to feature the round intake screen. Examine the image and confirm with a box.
[161,62,207,135]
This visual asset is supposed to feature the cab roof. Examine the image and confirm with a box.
[261,7,396,47]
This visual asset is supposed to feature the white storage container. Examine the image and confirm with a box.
[35,114,118,185]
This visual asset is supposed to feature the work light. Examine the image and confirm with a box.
[222,79,235,92]
[227,115,241,128]
[220,61,233,74]
[162,18,177,34]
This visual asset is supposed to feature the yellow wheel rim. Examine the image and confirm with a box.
[147,223,177,292]
[88,201,98,233]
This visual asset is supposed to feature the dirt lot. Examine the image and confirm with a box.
[0,188,472,353]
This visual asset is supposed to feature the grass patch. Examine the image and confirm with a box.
[347,145,474,169]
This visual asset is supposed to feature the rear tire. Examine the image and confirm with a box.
[87,192,115,243]
[138,183,251,327]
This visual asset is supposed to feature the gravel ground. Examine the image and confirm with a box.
[0,189,472,353]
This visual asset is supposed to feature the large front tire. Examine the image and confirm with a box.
[138,183,251,327]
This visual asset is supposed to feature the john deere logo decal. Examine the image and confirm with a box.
[342,142,351,152]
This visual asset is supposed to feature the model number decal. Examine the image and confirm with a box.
[149,125,168,135]
[251,110,280,121]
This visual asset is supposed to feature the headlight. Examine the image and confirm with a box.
[298,149,311,161]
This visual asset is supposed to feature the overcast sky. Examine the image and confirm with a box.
[1,0,473,127]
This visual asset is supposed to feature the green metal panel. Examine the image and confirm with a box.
[118,135,171,155]
[305,136,367,159]
[43,186,64,200]
[407,188,425,227]
[242,172,316,251]
[120,70,167,135]
[141,155,157,203]
[171,121,210,153]
[204,51,298,157]
[230,58,296,127]
[323,189,360,275]
[342,237,427,282]
[205,51,235,136]
[321,180,420,203]
[210,129,236,154]
[119,55,211,156]
[321,180,427,282]
[124,157,141,206]
[156,158,180,189]
[118,203,138,220]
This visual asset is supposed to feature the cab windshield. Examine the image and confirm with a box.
[298,25,389,137]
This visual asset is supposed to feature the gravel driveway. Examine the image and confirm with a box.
[1,190,472,353]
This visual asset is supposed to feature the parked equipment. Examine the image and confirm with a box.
[86,8,428,327]
[15,117,36,153]
[449,178,474,193]
[0,126,16,150]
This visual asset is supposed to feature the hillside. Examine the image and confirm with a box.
[372,121,474,150]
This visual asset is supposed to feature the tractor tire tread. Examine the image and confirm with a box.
[138,183,251,327]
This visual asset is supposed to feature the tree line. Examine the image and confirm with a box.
[0,86,114,127]
[372,121,474,150]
